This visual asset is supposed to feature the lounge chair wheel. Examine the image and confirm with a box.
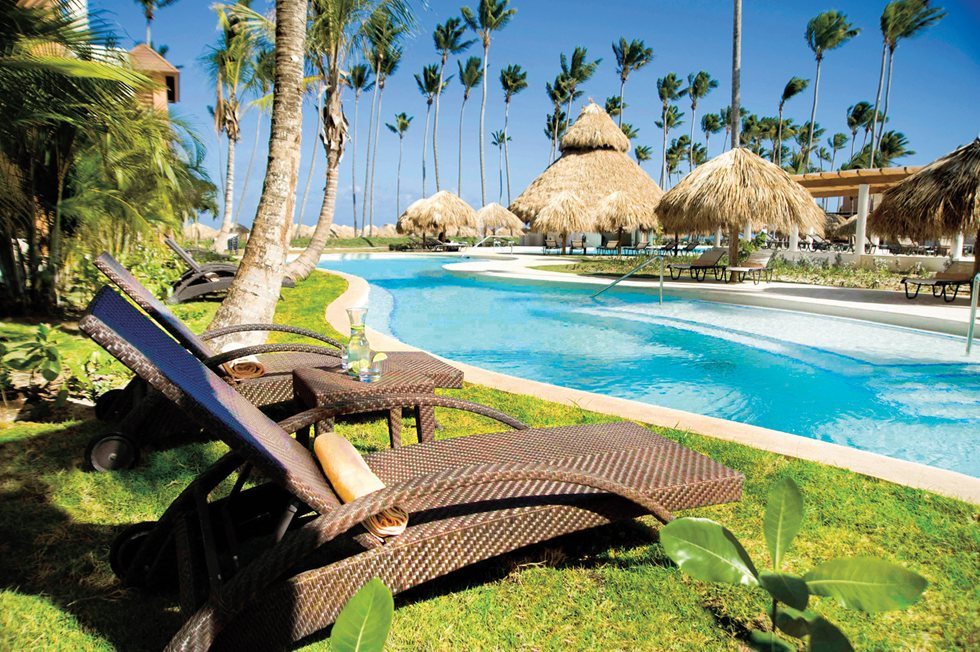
[85,432,140,472]
[94,388,128,422]
[109,521,156,584]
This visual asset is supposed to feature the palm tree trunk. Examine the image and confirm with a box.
[215,135,236,251]
[421,101,432,197]
[497,141,503,202]
[209,0,307,338]
[618,77,626,127]
[503,98,512,204]
[659,105,668,187]
[434,55,446,191]
[351,90,360,235]
[295,86,324,239]
[775,105,783,164]
[805,56,821,170]
[458,97,467,195]
[396,135,403,217]
[705,130,711,157]
[689,101,697,171]
[729,0,742,282]
[868,42,887,168]
[875,48,896,161]
[361,63,381,235]
[849,130,857,161]
[235,110,264,223]
[368,84,385,237]
[478,43,489,206]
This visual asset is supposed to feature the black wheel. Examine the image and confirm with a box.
[94,388,128,421]
[85,433,139,472]
[109,521,156,584]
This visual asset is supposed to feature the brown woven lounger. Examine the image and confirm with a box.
[668,247,728,281]
[79,285,743,651]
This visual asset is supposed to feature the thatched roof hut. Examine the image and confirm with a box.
[657,148,825,235]
[477,203,525,235]
[595,191,657,232]
[510,102,662,229]
[530,192,593,254]
[869,138,980,274]
[397,191,477,236]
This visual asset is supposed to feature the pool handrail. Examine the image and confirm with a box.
[592,255,665,305]
[967,272,980,355]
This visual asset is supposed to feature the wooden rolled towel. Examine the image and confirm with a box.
[313,433,409,539]
[219,342,266,379]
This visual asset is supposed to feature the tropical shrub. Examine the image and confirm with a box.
[2,324,66,404]
[660,477,927,651]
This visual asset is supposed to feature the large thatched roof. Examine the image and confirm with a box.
[397,191,477,234]
[869,138,980,240]
[530,192,594,235]
[510,102,662,227]
[477,203,524,234]
[595,191,657,231]
[657,148,825,234]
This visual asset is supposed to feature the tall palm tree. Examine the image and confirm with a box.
[543,110,567,162]
[655,105,684,182]
[604,96,624,121]
[727,0,742,277]
[620,123,639,141]
[461,0,517,206]
[611,38,653,127]
[456,56,483,196]
[775,76,808,165]
[656,73,685,187]
[545,73,573,162]
[386,112,412,218]
[804,10,860,167]
[701,113,722,155]
[827,132,848,170]
[634,144,652,166]
[209,0,307,333]
[235,45,274,224]
[685,70,718,169]
[206,1,255,252]
[873,130,914,166]
[690,142,708,168]
[498,63,526,204]
[846,101,872,160]
[559,46,601,125]
[134,0,180,44]
[415,64,444,197]
[347,64,373,236]
[432,17,474,192]
[870,0,945,165]
[490,129,509,201]
[718,106,745,150]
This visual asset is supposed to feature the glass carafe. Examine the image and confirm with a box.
[345,307,371,376]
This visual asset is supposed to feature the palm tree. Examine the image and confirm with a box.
[666,135,691,185]
[134,0,179,45]
[718,106,745,150]
[415,64,444,197]
[620,123,639,141]
[701,113,723,155]
[432,17,473,191]
[634,144,652,165]
[656,73,685,187]
[498,63,526,204]
[347,64,373,236]
[870,0,945,166]
[873,130,915,166]
[462,0,517,206]
[685,71,718,170]
[611,37,653,126]
[846,101,872,160]
[655,105,684,182]
[690,142,708,168]
[456,56,484,196]
[827,132,848,170]
[727,0,742,275]
[559,46,601,126]
[804,10,860,167]
[543,110,567,161]
[604,96,624,121]
[775,76,808,165]
[206,1,255,252]
[235,46,273,224]
[209,0,307,333]
[545,74,573,162]
[386,112,412,218]
[490,129,509,201]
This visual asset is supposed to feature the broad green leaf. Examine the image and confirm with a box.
[760,571,809,610]
[775,605,812,638]
[805,558,927,612]
[330,578,394,652]
[747,630,795,652]
[660,517,758,586]
[807,616,854,652]
[763,477,803,569]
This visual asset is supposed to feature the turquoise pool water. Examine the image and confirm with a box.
[318,254,980,476]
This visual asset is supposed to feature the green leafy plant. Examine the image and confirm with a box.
[3,324,63,388]
[660,477,927,651]
[330,577,394,652]
[0,341,13,409]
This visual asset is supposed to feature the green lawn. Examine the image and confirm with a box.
[0,272,976,650]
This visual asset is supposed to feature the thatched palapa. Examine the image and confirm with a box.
[869,138,980,274]
[397,191,477,237]
[510,102,662,230]
[477,203,525,235]
[595,191,657,232]
[530,192,592,254]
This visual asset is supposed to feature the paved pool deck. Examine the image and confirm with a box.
[319,253,980,504]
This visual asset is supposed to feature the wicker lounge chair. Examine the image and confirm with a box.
[543,236,561,254]
[567,235,587,255]
[597,239,619,255]
[901,261,975,302]
[164,237,296,304]
[725,250,774,284]
[668,247,728,281]
[78,288,743,651]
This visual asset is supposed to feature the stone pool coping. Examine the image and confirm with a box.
[320,260,980,505]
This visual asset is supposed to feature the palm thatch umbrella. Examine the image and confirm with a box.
[530,192,593,255]
[657,147,825,274]
[477,203,525,236]
[869,138,980,275]
[595,191,658,254]
[396,191,477,242]
[510,102,663,240]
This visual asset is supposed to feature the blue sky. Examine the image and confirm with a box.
[94,0,980,230]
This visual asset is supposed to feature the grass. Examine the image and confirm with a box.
[0,272,977,650]
[290,236,413,250]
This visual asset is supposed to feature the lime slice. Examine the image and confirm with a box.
[372,352,388,363]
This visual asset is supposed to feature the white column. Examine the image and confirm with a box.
[952,232,965,260]
[789,225,799,252]
[855,183,869,255]
[715,226,723,245]
[743,224,752,240]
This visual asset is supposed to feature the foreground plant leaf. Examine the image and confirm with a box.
[807,615,854,652]
[775,605,812,638]
[747,630,795,652]
[805,558,927,612]
[330,578,394,652]
[759,571,809,610]
[763,476,804,570]
[660,517,758,586]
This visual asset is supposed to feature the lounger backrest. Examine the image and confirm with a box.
[694,247,726,265]
[165,237,201,272]
[936,261,974,281]
[94,252,214,361]
[744,250,773,268]
[80,287,342,514]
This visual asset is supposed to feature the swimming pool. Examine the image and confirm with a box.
[318,254,980,476]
